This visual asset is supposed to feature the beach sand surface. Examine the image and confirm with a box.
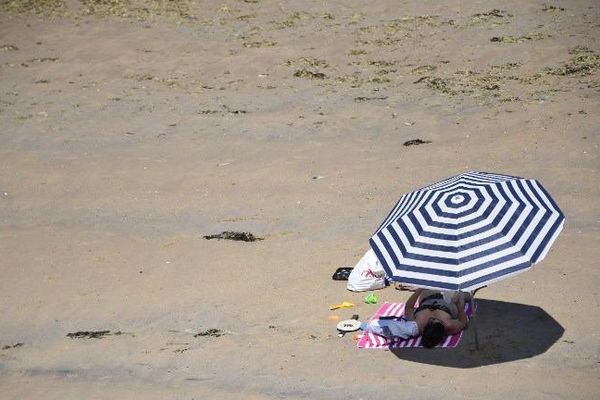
[1,1,599,398]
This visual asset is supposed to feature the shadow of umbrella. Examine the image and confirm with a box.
[390,299,564,368]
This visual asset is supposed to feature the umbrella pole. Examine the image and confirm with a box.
[471,295,480,350]
[469,287,485,351]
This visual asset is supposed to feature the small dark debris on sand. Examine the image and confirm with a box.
[542,4,565,12]
[294,69,327,79]
[2,342,24,350]
[194,329,225,338]
[403,139,432,146]
[66,330,111,339]
[354,96,388,102]
[199,105,247,115]
[471,9,511,20]
[203,231,263,242]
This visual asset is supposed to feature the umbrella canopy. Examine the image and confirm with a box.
[369,171,565,291]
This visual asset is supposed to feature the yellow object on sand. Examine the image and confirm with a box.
[329,301,354,310]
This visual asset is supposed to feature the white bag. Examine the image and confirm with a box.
[347,249,387,292]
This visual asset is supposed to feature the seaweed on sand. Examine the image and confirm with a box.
[194,329,225,337]
[490,33,547,43]
[79,0,195,20]
[203,231,263,242]
[0,0,66,15]
[293,69,327,79]
[286,57,329,80]
[404,139,432,146]
[546,46,600,76]
[67,330,111,339]
[469,9,512,24]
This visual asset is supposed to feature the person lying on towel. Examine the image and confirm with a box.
[366,289,468,347]
[404,289,468,348]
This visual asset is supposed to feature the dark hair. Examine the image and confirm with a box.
[421,321,445,348]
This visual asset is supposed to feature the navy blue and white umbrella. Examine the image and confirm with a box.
[369,171,565,291]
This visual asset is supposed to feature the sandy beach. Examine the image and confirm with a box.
[1,1,599,398]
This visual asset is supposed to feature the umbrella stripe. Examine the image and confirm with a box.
[409,181,522,239]
[381,261,532,291]
[383,243,547,290]
[388,210,552,272]
[459,262,533,289]
[532,179,564,217]
[532,219,564,264]
[376,174,504,233]
[404,198,520,248]
[376,190,421,233]
[420,181,514,230]
[429,186,488,219]
[423,171,518,191]
[420,184,508,229]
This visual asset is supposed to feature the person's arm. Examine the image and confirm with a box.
[404,288,422,321]
[446,293,468,334]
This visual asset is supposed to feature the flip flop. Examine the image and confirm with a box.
[332,267,353,281]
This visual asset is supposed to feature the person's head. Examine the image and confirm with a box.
[421,319,445,348]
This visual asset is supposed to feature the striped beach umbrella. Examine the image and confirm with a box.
[369,171,565,291]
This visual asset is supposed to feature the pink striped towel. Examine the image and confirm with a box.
[357,301,474,349]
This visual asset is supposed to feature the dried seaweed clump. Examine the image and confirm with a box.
[285,57,330,69]
[542,4,565,12]
[490,33,547,43]
[79,0,195,20]
[243,41,277,48]
[418,76,456,95]
[384,15,440,32]
[294,69,327,79]
[546,46,600,76]
[194,329,225,338]
[0,0,66,15]
[469,9,512,24]
[415,68,521,102]
[411,65,437,75]
[286,57,329,80]
[203,231,263,242]
[272,10,327,29]
[67,330,111,339]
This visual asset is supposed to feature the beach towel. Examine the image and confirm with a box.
[357,301,475,349]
